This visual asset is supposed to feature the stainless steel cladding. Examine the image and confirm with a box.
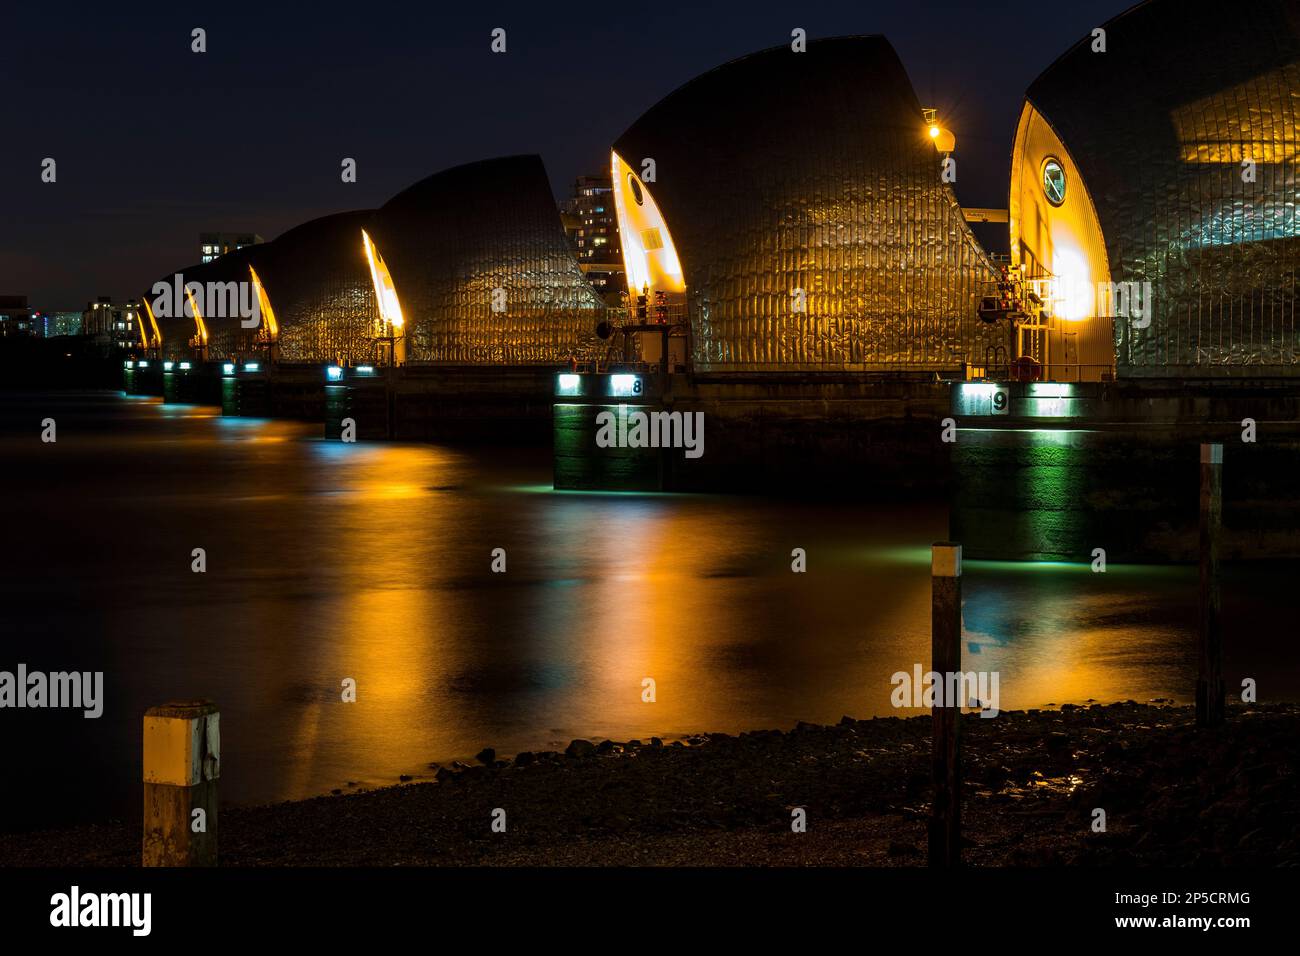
[612,36,1001,373]
[143,245,265,363]
[256,211,378,365]
[1026,0,1300,376]
[367,155,606,364]
[144,211,378,364]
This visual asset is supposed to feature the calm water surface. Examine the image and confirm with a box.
[1,391,1295,829]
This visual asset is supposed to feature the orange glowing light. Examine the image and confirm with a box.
[248,265,279,339]
[361,230,404,329]
[610,150,685,296]
[185,286,208,345]
[141,297,163,348]
[928,124,956,152]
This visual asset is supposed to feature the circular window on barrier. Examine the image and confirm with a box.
[627,172,644,206]
[1042,158,1066,206]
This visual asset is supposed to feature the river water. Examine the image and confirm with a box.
[1,391,1295,829]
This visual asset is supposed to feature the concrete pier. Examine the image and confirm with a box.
[554,371,666,491]
[321,365,556,442]
[660,374,949,495]
[553,370,951,495]
[128,360,224,405]
[125,357,1300,561]
[123,360,164,397]
[949,379,1300,561]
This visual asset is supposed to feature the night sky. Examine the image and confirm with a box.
[2,0,1126,309]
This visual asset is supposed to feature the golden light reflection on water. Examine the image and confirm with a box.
[557,503,772,738]
[16,393,1297,828]
[126,400,1219,802]
[961,563,1193,711]
[281,442,465,792]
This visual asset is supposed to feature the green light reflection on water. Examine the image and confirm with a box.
[956,426,1098,445]
[965,559,1189,577]
[863,546,1192,577]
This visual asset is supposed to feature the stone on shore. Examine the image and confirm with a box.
[566,739,596,758]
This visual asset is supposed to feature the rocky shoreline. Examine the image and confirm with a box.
[3,702,1296,866]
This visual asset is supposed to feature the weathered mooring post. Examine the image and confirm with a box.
[143,700,219,866]
[1197,443,1224,727]
[929,542,962,867]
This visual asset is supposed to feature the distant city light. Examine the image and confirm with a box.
[327,365,344,381]
[138,360,149,368]
[179,362,192,370]
[243,362,260,372]
[557,373,581,395]
[356,365,375,374]
[164,361,174,371]
[222,363,235,375]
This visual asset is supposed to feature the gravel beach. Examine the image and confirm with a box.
[3,702,1295,867]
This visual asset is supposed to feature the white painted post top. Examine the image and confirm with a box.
[932,542,962,577]
[143,700,220,786]
[1201,443,1223,465]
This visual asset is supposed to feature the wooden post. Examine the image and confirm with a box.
[143,700,219,866]
[1196,443,1224,727]
[929,542,962,867]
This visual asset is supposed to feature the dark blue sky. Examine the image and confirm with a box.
[1,0,1127,308]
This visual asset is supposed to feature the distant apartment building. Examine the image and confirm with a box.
[41,311,84,337]
[560,175,623,302]
[0,299,84,338]
[82,296,142,350]
[200,232,263,264]
[0,295,39,337]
